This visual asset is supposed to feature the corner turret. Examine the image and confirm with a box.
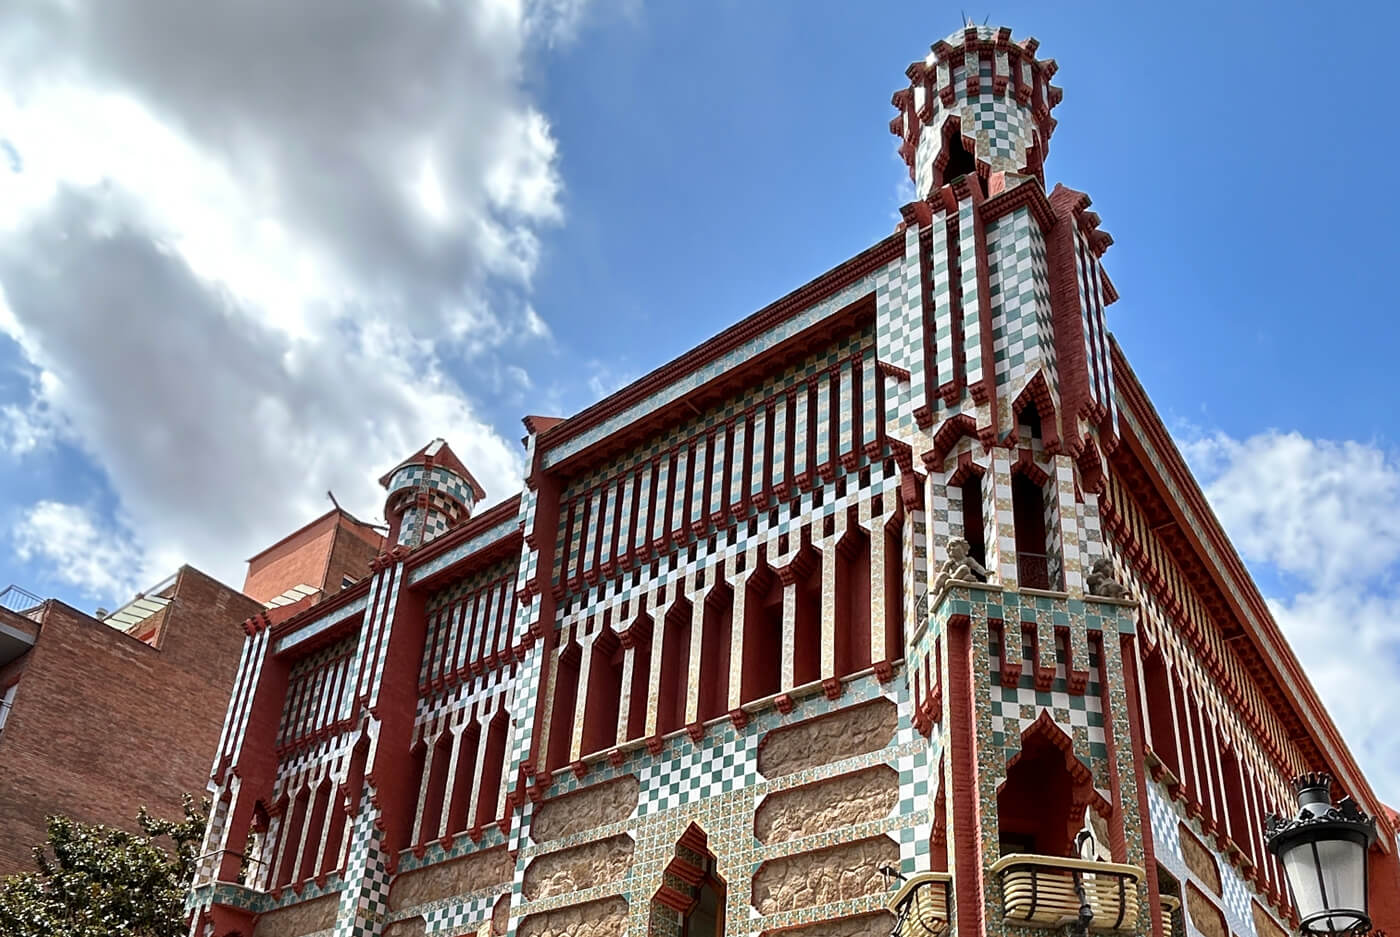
[379,438,485,548]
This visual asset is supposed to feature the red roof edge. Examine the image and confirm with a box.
[536,231,905,453]
[1111,339,1393,841]
[376,439,487,501]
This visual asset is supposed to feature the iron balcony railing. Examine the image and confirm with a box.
[0,585,43,621]
[989,854,1143,932]
[884,869,953,937]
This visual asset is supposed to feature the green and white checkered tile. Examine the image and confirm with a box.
[636,731,758,816]
[333,797,394,937]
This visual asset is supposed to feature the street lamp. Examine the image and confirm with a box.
[1266,773,1377,936]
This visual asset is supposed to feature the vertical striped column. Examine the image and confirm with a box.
[770,396,790,500]
[837,358,857,469]
[814,373,833,479]
[727,417,747,521]
[749,406,769,509]
[791,385,809,490]
[986,449,1017,589]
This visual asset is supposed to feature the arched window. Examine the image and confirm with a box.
[791,545,822,687]
[884,518,905,657]
[998,713,1108,859]
[446,722,480,836]
[624,617,653,742]
[1012,473,1051,589]
[958,474,986,567]
[648,824,725,937]
[1141,647,1181,779]
[941,128,978,188]
[275,787,308,888]
[298,778,332,883]
[475,708,509,830]
[418,731,452,845]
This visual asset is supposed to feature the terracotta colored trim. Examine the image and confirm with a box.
[979,179,1057,232]
[520,470,563,789]
[538,234,904,454]
[1120,634,1167,937]
[404,496,525,591]
[1111,342,1393,840]
[965,180,999,433]
[944,613,986,937]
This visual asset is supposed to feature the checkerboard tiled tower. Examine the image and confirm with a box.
[384,439,488,549]
[186,22,1400,937]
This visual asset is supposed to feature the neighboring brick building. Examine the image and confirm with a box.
[0,567,262,878]
[188,24,1399,937]
[244,508,386,607]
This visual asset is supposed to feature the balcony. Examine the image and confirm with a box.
[989,854,1143,932]
[887,872,953,937]
[1159,894,1180,937]
[0,585,43,620]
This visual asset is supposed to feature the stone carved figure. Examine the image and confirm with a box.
[1085,557,1129,599]
[933,537,988,593]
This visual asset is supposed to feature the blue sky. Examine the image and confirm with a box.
[1,2,1397,799]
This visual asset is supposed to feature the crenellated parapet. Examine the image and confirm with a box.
[891,25,1062,200]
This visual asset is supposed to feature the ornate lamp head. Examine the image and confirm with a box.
[1266,774,1377,936]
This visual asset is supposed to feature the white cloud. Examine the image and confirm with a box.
[0,0,591,600]
[13,501,139,600]
[1180,430,1400,589]
[0,399,52,455]
[1180,429,1400,802]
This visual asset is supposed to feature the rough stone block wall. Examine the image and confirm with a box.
[529,775,639,844]
[252,894,339,937]
[751,836,899,915]
[1187,883,1229,937]
[757,698,898,778]
[388,846,513,910]
[517,896,629,937]
[1179,825,1222,897]
[754,766,899,845]
[521,834,634,899]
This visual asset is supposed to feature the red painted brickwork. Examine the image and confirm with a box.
[0,566,261,877]
[243,509,383,604]
[323,519,384,594]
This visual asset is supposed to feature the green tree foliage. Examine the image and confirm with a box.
[0,795,207,937]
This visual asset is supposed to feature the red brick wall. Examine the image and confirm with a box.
[0,567,261,877]
[243,512,383,604]
[323,521,383,594]
[243,519,339,604]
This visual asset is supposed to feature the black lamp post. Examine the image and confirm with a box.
[1266,773,1377,936]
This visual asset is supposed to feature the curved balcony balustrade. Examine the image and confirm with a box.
[886,872,953,937]
[988,854,1143,932]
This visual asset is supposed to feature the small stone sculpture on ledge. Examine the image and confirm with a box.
[1085,557,1129,599]
[933,537,989,593]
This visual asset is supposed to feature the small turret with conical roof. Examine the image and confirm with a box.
[379,438,486,548]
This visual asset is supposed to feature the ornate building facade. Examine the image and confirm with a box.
[187,25,1399,937]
